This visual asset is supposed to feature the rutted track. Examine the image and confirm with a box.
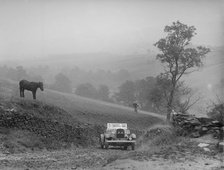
[0,148,128,170]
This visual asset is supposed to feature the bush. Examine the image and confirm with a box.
[207,103,224,124]
[137,124,178,148]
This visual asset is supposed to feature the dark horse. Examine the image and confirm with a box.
[19,80,44,99]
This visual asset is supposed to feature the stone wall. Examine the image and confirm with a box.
[172,113,224,139]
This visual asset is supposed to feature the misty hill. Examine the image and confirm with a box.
[47,45,224,74]
[1,46,223,99]
[46,52,162,77]
[3,52,162,79]
[184,46,224,98]
[46,46,223,98]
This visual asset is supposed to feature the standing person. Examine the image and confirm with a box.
[133,101,140,113]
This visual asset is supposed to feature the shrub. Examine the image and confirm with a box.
[207,103,224,124]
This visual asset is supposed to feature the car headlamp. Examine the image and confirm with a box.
[130,133,136,139]
[105,133,110,138]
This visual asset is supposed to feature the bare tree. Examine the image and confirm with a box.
[154,21,210,120]
[176,85,201,114]
[150,73,200,114]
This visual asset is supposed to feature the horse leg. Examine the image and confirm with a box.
[22,90,25,97]
[32,91,36,100]
[20,88,24,97]
[19,88,22,97]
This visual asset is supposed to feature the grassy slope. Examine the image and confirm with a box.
[0,78,164,131]
[39,89,165,130]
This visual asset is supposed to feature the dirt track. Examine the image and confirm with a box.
[101,156,224,170]
[0,147,126,170]
[0,147,223,170]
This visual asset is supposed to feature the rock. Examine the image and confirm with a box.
[203,148,210,152]
[194,126,201,130]
[173,113,223,139]
[191,132,200,138]
[212,127,220,130]
[211,121,223,127]
[189,119,201,126]
[202,127,208,131]
[218,142,224,152]
[198,143,209,148]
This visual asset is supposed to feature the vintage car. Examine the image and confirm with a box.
[100,123,136,150]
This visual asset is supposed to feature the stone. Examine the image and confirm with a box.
[198,143,209,147]
[203,148,210,152]
[191,132,200,138]
[189,119,201,125]
[194,126,201,130]
[202,127,208,131]
[218,142,224,152]
[173,113,223,139]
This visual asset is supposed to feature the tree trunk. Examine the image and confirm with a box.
[167,83,176,121]
[167,96,173,121]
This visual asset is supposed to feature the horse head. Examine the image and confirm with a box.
[39,82,44,91]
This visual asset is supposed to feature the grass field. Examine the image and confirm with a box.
[0,78,165,131]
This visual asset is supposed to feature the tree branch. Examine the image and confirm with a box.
[185,96,201,111]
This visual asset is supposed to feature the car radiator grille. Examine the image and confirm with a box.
[116,129,125,138]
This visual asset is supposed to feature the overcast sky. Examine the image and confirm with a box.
[0,0,223,59]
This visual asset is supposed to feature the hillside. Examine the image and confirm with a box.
[0,78,223,170]
[0,98,104,153]
[0,78,164,130]
[0,78,164,153]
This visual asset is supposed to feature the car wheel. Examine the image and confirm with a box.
[105,143,109,149]
[100,134,105,149]
[100,143,104,149]
[131,143,135,150]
